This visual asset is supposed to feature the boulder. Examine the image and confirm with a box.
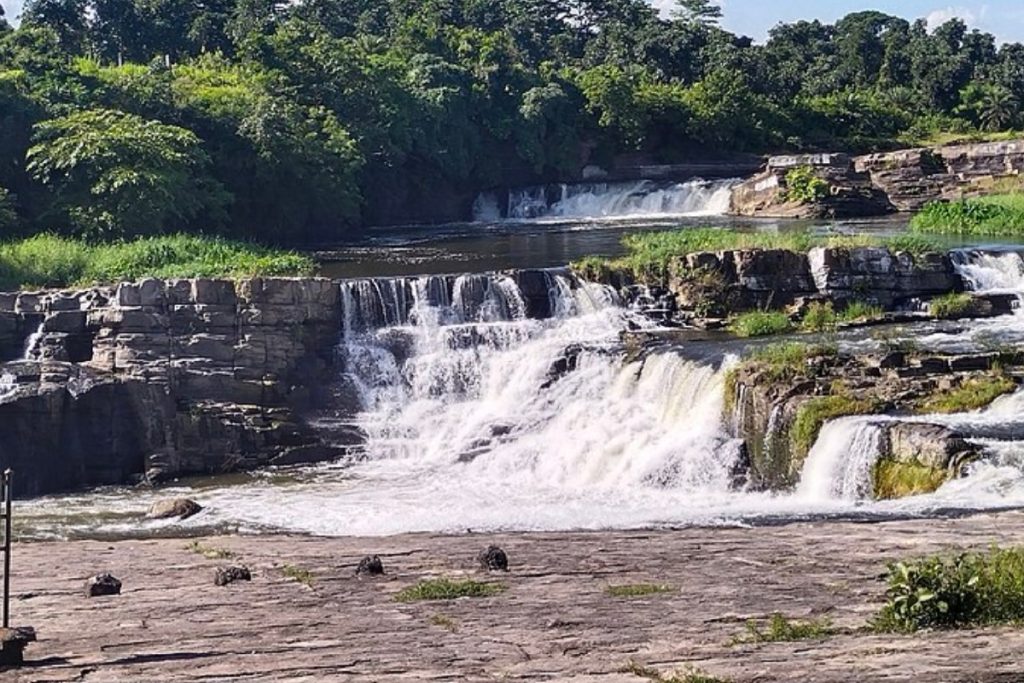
[147,498,203,520]
[356,555,385,576]
[478,545,509,572]
[215,566,252,587]
[85,573,122,597]
[0,627,36,667]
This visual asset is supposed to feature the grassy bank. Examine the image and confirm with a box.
[911,194,1024,236]
[0,234,316,290]
[573,229,940,282]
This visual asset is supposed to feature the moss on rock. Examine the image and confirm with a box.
[873,459,949,500]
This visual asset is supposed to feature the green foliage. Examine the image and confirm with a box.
[606,583,674,598]
[874,547,1024,632]
[728,311,793,338]
[783,166,829,204]
[0,233,314,289]
[27,108,227,239]
[623,662,731,683]
[790,395,878,459]
[928,292,974,319]
[394,578,504,602]
[872,459,949,500]
[800,302,839,332]
[281,564,314,586]
[743,342,838,383]
[911,195,1024,236]
[916,375,1016,414]
[0,187,18,231]
[739,613,834,643]
[185,541,235,560]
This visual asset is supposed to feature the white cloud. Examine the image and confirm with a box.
[926,6,977,31]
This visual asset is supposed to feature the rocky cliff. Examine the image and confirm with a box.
[0,278,347,496]
[730,139,1024,217]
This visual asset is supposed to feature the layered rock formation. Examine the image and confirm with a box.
[0,278,347,496]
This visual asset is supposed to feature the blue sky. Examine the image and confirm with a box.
[3,0,1024,44]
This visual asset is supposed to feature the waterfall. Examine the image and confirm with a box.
[951,250,1024,295]
[797,416,887,502]
[483,178,737,221]
[21,322,45,361]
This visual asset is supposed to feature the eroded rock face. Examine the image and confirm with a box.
[147,498,203,520]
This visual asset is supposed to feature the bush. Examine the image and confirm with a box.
[800,302,838,332]
[0,234,315,290]
[394,578,504,602]
[874,547,1024,632]
[729,310,793,337]
[783,166,830,204]
[928,292,973,319]
[911,195,1024,236]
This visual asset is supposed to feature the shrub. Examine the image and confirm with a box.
[874,547,1024,632]
[929,292,973,319]
[783,166,830,204]
[800,302,838,332]
[728,310,793,337]
[916,375,1016,414]
[394,578,504,602]
[840,301,884,322]
[740,613,834,643]
[911,194,1024,236]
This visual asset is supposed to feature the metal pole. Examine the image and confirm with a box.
[3,469,10,629]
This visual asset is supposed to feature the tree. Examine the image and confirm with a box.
[26,108,229,237]
[0,187,17,231]
[980,85,1020,131]
[672,0,722,26]
[20,0,89,52]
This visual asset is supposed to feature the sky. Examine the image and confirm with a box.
[2,0,1024,45]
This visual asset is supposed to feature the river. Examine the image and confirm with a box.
[13,179,1024,540]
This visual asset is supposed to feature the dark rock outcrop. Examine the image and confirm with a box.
[215,566,252,586]
[356,555,385,576]
[85,573,122,597]
[478,545,509,572]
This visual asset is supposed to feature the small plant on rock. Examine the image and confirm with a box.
[728,310,793,338]
[395,578,504,602]
[606,583,674,598]
[783,166,830,204]
[738,612,835,643]
[929,292,974,319]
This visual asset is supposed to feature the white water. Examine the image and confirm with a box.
[19,251,1024,538]
[481,178,736,221]
[21,322,44,360]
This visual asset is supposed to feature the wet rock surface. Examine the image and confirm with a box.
[147,498,203,520]
[10,517,1024,682]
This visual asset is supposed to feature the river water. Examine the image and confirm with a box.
[14,180,1024,539]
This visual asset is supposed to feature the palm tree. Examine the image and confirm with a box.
[980,86,1020,132]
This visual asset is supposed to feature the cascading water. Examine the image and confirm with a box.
[951,250,1024,295]
[797,417,887,503]
[480,178,736,221]
[21,321,44,361]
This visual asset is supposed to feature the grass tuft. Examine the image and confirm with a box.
[606,583,675,598]
[429,613,459,632]
[281,564,315,587]
[728,311,793,338]
[738,613,834,643]
[623,661,731,683]
[394,578,504,602]
[872,459,950,500]
[185,541,235,560]
[911,194,1024,236]
[916,374,1016,414]
[928,292,974,319]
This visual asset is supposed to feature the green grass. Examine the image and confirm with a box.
[800,301,884,332]
[738,613,835,644]
[728,311,793,338]
[724,342,838,414]
[872,459,949,500]
[606,583,675,598]
[623,662,731,683]
[0,233,316,290]
[911,194,1024,236]
[916,374,1016,414]
[928,292,974,319]
[573,228,943,283]
[280,564,315,587]
[185,541,235,560]
[790,395,879,460]
[874,546,1024,633]
[394,578,505,602]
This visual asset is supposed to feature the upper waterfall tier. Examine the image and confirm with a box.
[473,178,736,221]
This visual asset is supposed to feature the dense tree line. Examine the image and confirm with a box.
[0,0,1022,243]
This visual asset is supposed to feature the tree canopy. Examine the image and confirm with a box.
[0,0,1021,243]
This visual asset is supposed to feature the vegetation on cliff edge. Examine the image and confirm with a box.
[728,311,793,338]
[911,194,1024,235]
[0,234,315,290]
[916,374,1016,414]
